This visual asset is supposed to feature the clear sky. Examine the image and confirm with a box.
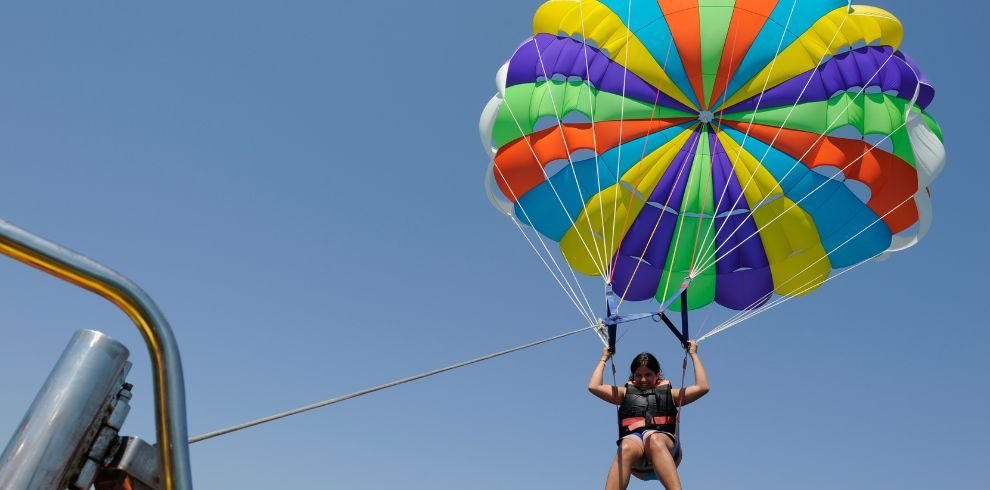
[0,1,984,489]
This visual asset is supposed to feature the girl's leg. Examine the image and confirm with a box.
[644,433,681,490]
[605,438,644,490]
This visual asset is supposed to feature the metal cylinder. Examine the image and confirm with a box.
[0,329,131,489]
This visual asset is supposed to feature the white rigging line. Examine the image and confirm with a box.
[610,35,683,313]
[498,93,604,317]
[693,56,910,277]
[490,129,598,322]
[515,0,685,320]
[608,26,678,305]
[699,253,877,342]
[498,63,610,282]
[710,0,749,128]
[697,7,907,274]
[696,1,844,267]
[616,0,716,310]
[508,214,597,324]
[609,30,678,290]
[698,190,919,342]
[657,128,706,308]
[611,0,799,314]
[688,128,717,275]
[576,0,610,288]
[532,36,612,279]
[493,169,597,323]
[576,0,614,320]
[614,127,701,313]
[698,52,897,272]
[609,0,636,279]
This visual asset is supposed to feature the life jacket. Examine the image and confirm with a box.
[617,379,677,437]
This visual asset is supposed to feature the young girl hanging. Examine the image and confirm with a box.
[588,342,709,490]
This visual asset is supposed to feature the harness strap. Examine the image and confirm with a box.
[657,312,687,345]
[653,287,689,347]
[620,416,677,431]
[679,289,689,341]
[673,350,689,455]
[606,286,618,353]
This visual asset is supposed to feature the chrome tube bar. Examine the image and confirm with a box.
[0,220,193,489]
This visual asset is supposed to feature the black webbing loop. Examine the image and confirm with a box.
[657,313,687,345]
[679,288,689,342]
[653,288,690,347]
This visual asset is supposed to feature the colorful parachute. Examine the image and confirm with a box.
[480,0,945,314]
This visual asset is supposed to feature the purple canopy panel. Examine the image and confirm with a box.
[644,129,703,213]
[506,34,695,113]
[894,50,935,109]
[712,213,774,310]
[710,131,748,219]
[724,46,935,113]
[618,204,680,269]
[714,267,774,310]
[611,253,665,301]
[708,133,774,310]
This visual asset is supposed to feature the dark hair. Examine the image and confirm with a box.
[630,352,662,378]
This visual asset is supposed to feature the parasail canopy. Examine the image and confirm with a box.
[480,0,945,320]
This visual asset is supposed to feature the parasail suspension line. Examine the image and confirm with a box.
[699,190,923,342]
[608,0,637,277]
[698,8,851,266]
[498,92,610,279]
[696,106,909,278]
[489,156,597,322]
[695,41,900,274]
[529,38,611,277]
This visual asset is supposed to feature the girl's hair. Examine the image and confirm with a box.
[629,352,662,378]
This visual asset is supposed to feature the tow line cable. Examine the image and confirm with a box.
[189,323,598,444]
[191,285,694,444]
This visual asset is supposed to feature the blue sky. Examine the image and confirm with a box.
[0,1,984,488]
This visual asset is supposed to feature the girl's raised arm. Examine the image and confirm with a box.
[672,341,710,406]
[587,348,624,404]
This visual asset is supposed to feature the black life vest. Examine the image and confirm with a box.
[617,380,677,437]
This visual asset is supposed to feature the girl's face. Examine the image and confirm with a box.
[632,366,659,390]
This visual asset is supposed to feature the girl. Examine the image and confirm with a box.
[588,341,709,490]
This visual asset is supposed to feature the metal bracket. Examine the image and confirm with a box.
[94,437,162,490]
[593,320,608,346]
[73,383,134,489]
